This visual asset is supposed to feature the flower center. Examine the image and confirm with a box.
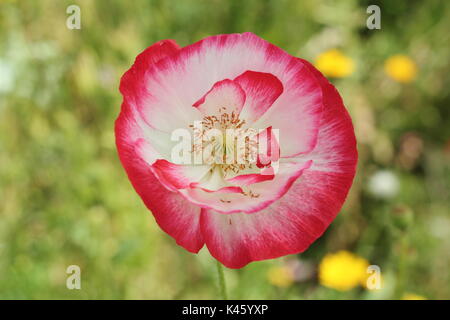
[189,107,258,177]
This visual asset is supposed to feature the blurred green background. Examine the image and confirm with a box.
[0,0,449,299]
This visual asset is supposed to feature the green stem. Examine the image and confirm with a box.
[215,260,228,300]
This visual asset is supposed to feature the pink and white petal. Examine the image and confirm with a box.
[179,160,312,214]
[134,138,163,166]
[119,39,181,124]
[120,39,203,133]
[193,79,246,116]
[201,169,353,268]
[115,112,204,253]
[151,159,211,191]
[234,71,283,124]
[119,39,181,101]
[118,40,184,159]
[290,58,358,175]
[115,102,174,163]
[253,62,323,158]
[194,185,244,194]
[226,172,274,186]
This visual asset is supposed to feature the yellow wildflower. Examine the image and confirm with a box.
[384,54,417,83]
[314,49,355,78]
[267,266,295,288]
[402,293,427,300]
[318,250,369,291]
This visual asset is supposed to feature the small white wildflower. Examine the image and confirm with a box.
[368,170,399,199]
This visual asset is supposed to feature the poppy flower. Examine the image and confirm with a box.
[115,33,357,268]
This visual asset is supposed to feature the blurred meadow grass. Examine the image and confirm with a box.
[0,0,449,299]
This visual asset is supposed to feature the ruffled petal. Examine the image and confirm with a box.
[118,39,185,161]
[120,39,181,102]
[179,161,312,214]
[193,79,246,117]
[234,71,283,124]
[150,160,211,191]
[226,172,274,186]
[290,58,358,175]
[252,62,323,157]
[120,39,203,133]
[115,108,204,253]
